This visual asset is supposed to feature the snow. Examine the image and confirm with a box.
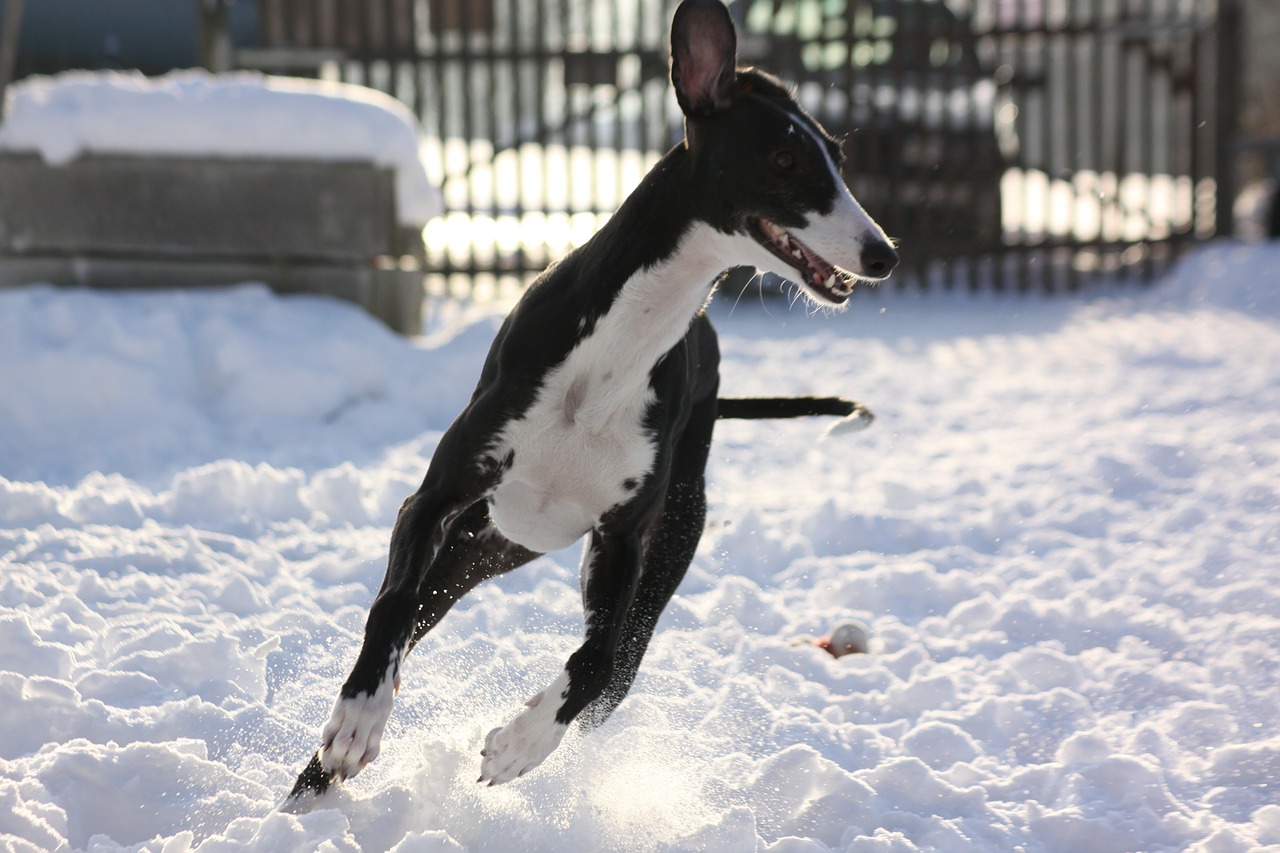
[0,70,442,227]
[1,239,1278,851]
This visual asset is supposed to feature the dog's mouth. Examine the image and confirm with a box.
[746,216,855,304]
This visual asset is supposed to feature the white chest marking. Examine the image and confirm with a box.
[486,223,735,553]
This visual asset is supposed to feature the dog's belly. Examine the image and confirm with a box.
[487,411,655,554]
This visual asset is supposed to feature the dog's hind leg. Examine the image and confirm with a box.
[576,483,706,730]
[579,393,717,730]
[286,497,536,806]
[477,527,647,784]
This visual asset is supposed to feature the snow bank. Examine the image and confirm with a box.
[0,70,442,226]
[1,241,1278,851]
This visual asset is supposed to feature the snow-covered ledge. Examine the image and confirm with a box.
[0,69,442,227]
[0,70,443,334]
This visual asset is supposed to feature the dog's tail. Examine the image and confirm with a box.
[716,396,874,436]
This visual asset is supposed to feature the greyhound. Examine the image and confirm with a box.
[285,0,896,806]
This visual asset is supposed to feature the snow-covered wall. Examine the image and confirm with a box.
[0,70,443,227]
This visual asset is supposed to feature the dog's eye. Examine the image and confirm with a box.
[772,150,796,171]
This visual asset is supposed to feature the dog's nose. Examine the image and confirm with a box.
[860,241,899,279]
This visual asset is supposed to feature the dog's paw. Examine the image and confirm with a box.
[477,679,570,785]
[319,675,397,782]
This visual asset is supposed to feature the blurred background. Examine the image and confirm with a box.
[0,0,1273,302]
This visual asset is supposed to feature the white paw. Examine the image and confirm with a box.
[320,672,397,781]
[823,405,874,438]
[478,673,570,785]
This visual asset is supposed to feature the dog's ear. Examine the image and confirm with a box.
[670,0,737,118]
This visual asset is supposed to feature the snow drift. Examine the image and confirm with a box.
[1,242,1279,851]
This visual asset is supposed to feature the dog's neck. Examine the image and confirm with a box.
[570,147,737,349]
[605,219,731,338]
[558,219,733,431]
[518,147,738,433]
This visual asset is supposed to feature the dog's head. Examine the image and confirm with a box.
[671,0,898,304]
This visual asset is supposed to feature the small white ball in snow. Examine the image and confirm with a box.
[817,621,870,657]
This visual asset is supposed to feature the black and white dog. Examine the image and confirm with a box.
[285,0,896,805]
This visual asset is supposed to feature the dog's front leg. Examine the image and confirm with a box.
[284,489,464,807]
[286,600,421,807]
[477,529,643,784]
[318,489,463,784]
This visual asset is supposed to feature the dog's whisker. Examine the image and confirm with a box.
[754,271,776,317]
[727,269,755,317]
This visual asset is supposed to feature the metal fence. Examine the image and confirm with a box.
[250,0,1238,295]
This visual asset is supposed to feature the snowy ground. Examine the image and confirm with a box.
[1,241,1278,852]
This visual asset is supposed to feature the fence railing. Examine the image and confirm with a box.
[247,0,1238,295]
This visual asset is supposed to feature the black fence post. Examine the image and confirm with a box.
[0,0,26,102]
[1215,0,1242,239]
[198,0,234,73]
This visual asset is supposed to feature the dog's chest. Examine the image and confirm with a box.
[486,358,656,554]
[482,230,720,554]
